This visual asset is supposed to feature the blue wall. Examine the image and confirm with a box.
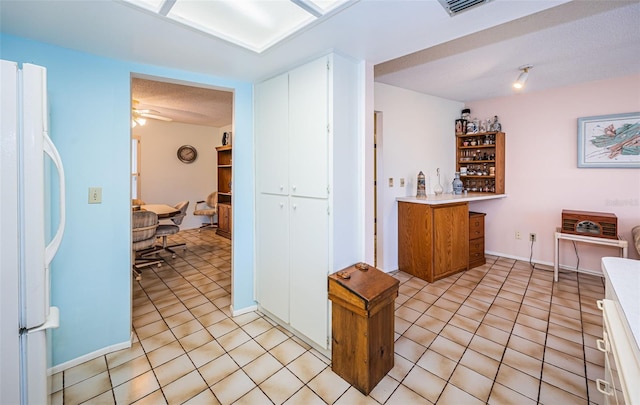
[0,34,255,366]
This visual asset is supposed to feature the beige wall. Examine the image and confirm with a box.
[466,73,640,272]
[374,83,464,271]
[375,74,639,274]
[134,120,221,229]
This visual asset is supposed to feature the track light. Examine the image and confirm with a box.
[513,65,533,89]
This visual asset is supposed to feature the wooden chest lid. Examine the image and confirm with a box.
[328,263,399,312]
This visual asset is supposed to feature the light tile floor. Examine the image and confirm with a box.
[52,229,606,405]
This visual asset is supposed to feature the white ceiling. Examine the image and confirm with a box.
[375,1,640,102]
[1,0,638,126]
[132,78,233,127]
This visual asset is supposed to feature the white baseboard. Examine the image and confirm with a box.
[258,305,331,359]
[231,304,257,317]
[485,250,603,277]
[49,334,132,375]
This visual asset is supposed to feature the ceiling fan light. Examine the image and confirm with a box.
[137,117,147,126]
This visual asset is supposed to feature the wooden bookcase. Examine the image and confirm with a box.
[456,131,505,194]
[216,145,232,239]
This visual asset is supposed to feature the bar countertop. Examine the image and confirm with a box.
[397,192,507,205]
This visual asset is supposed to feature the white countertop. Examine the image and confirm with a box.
[397,192,507,205]
[602,257,640,350]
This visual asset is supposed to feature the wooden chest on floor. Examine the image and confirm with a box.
[328,264,399,395]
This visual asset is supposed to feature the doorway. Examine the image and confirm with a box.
[374,111,383,269]
[129,74,235,293]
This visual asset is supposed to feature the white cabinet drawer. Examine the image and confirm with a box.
[600,299,640,404]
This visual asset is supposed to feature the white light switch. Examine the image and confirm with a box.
[388,178,394,187]
[89,187,102,204]
[400,178,405,187]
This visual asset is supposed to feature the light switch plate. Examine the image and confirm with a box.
[89,187,102,204]
[400,178,405,187]
[388,178,394,187]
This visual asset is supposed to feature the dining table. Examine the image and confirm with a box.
[139,204,180,219]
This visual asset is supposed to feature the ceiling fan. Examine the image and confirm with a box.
[132,99,173,127]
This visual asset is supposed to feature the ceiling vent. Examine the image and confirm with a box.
[437,0,494,16]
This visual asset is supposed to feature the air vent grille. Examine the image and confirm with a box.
[437,0,493,16]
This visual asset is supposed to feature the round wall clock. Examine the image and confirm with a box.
[177,145,197,163]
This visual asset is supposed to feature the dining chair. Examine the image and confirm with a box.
[132,210,162,280]
[155,200,189,258]
[193,191,218,231]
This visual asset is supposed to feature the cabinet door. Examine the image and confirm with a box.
[255,73,289,195]
[289,57,329,199]
[398,202,433,281]
[218,204,230,232]
[289,197,329,349]
[256,194,290,322]
[433,204,469,279]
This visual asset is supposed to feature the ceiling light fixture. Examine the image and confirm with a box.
[131,116,147,128]
[513,65,533,89]
[119,0,355,53]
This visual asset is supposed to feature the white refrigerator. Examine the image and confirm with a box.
[1,60,66,404]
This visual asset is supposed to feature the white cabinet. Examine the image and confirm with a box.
[255,53,360,350]
[255,73,288,195]
[256,194,290,322]
[598,258,640,405]
[255,57,330,199]
[289,197,329,347]
[289,58,329,199]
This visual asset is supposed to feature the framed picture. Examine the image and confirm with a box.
[577,112,640,168]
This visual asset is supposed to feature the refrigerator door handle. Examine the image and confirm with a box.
[24,307,59,334]
[43,133,65,266]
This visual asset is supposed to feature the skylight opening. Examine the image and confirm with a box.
[120,0,354,53]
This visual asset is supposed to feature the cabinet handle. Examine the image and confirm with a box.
[279,203,284,208]
[596,300,604,310]
[596,379,613,396]
[596,338,608,353]
[293,204,297,210]
[292,185,297,191]
[280,185,284,191]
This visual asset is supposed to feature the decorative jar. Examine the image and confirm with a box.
[452,172,463,195]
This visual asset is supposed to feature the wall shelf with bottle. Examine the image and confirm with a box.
[456,131,505,194]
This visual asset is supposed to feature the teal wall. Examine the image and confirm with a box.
[0,34,255,366]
